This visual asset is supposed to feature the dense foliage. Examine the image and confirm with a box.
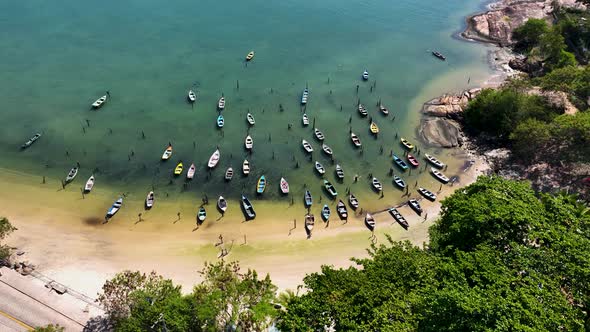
[0,217,16,263]
[33,325,65,332]
[277,176,590,331]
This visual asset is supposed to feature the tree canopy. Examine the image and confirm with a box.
[0,217,16,263]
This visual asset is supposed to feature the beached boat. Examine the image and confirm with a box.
[418,187,437,201]
[246,113,255,126]
[409,199,423,215]
[431,167,450,184]
[84,175,95,192]
[305,214,315,236]
[65,166,78,183]
[393,174,406,189]
[217,196,228,213]
[225,167,234,181]
[349,194,359,210]
[314,128,325,141]
[105,197,123,220]
[197,207,207,224]
[335,164,344,179]
[92,95,107,109]
[392,154,409,170]
[241,195,256,220]
[208,149,221,168]
[304,190,313,207]
[257,175,267,194]
[323,180,338,198]
[350,133,362,147]
[358,103,367,116]
[217,114,224,128]
[400,138,414,150]
[21,133,42,149]
[188,90,196,103]
[432,51,446,61]
[280,177,289,194]
[174,162,184,176]
[362,70,369,81]
[218,96,225,110]
[145,191,155,209]
[245,135,253,150]
[302,113,309,126]
[314,161,325,175]
[242,160,250,175]
[372,177,383,192]
[336,200,348,219]
[369,122,379,134]
[187,163,196,179]
[388,207,408,229]
[321,205,331,221]
[379,104,389,115]
[302,140,314,153]
[246,51,255,61]
[407,154,419,167]
[424,154,445,169]
[321,144,333,156]
[301,88,309,105]
[161,144,173,160]
[365,213,376,231]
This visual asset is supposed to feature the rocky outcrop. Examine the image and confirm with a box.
[420,118,462,148]
[508,56,543,74]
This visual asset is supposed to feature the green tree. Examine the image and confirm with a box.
[33,325,64,332]
[550,111,590,162]
[513,18,549,52]
[509,118,551,161]
[539,27,568,68]
[0,217,17,263]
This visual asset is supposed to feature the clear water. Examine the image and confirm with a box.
[0,0,491,207]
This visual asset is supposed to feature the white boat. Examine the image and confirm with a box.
[314,128,325,141]
[187,163,196,179]
[322,144,333,156]
[247,113,255,125]
[65,167,78,183]
[217,196,228,213]
[351,133,362,147]
[302,113,309,126]
[208,149,220,168]
[242,160,250,175]
[106,197,123,220]
[92,95,107,109]
[379,103,389,115]
[161,144,173,160]
[188,90,196,103]
[218,96,225,110]
[225,167,234,181]
[372,177,383,192]
[21,133,42,149]
[349,194,359,210]
[335,164,344,179]
[145,191,155,209]
[358,104,367,116]
[315,161,325,175]
[418,187,437,201]
[362,70,369,80]
[304,214,315,235]
[301,88,309,105]
[84,175,95,192]
[431,167,450,184]
[365,213,376,231]
[280,177,289,194]
[425,154,445,169]
[245,135,253,150]
[302,140,313,153]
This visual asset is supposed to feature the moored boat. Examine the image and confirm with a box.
[84,175,95,192]
[145,191,155,209]
[379,104,389,115]
[314,128,325,141]
[372,177,383,192]
[241,195,256,220]
[161,144,173,160]
[174,162,184,176]
[393,174,406,189]
[418,187,437,201]
[349,194,359,210]
[301,88,309,105]
[393,154,409,170]
[217,114,224,128]
[302,139,314,153]
[314,161,325,175]
[245,51,255,61]
[323,180,338,198]
[336,200,348,219]
[321,205,331,221]
[365,213,376,231]
[358,103,367,116]
[431,167,450,184]
[105,197,123,220]
[335,164,344,179]
[242,160,250,175]
[245,135,253,150]
[65,166,78,183]
[369,122,379,134]
[350,133,362,147]
[304,214,315,236]
[280,177,290,194]
[388,208,409,229]
[247,113,255,125]
[407,154,419,167]
[321,143,333,156]
[21,133,42,149]
[362,70,369,81]
[432,51,446,61]
[400,138,414,150]
[188,90,196,103]
[302,113,309,126]
[208,149,221,168]
[218,96,225,110]
[408,199,423,215]
[257,175,267,194]
[197,207,207,224]
[225,167,234,181]
[424,154,445,169]
[187,163,196,179]
[304,190,313,207]
[92,95,107,109]
[218,196,228,213]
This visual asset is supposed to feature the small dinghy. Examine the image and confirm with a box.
[302,139,314,153]
[362,70,369,81]
[372,177,383,192]
[241,195,256,220]
[188,90,196,103]
[407,154,419,167]
[425,154,445,169]
[321,144,333,156]
[304,190,313,207]
[314,128,325,141]
[257,175,267,194]
[358,104,368,116]
[92,95,107,109]
[323,180,338,198]
[418,187,437,201]
[225,167,234,181]
[65,167,78,183]
[321,205,331,222]
[197,207,207,224]
[174,162,184,176]
[242,160,250,175]
[400,138,414,150]
[246,113,255,126]
[393,174,406,189]
[145,191,155,209]
[217,196,228,213]
[393,154,409,170]
[280,177,289,194]
[365,213,376,231]
[335,164,344,179]
[218,96,225,110]
[161,144,173,160]
[245,51,255,61]
[244,135,253,150]
[388,207,408,229]
[105,197,123,220]
[431,167,450,184]
[409,199,423,215]
[349,194,359,210]
[84,175,95,192]
[379,103,389,115]
[187,163,196,179]
[301,88,309,105]
[302,113,309,126]
[350,133,362,147]
[369,122,379,134]
[314,161,325,175]
[305,214,315,237]
[208,149,221,168]
[432,51,446,61]
[337,200,348,219]
[21,133,42,149]
[217,114,224,128]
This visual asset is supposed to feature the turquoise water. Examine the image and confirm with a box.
[0,0,492,209]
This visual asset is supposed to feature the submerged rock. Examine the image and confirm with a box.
[420,118,461,148]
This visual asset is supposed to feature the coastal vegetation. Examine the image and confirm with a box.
[0,217,16,264]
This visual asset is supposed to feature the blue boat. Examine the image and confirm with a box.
[217,114,224,128]
[304,190,312,207]
[257,175,266,194]
[105,197,123,220]
[393,154,409,170]
[321,204,331,221]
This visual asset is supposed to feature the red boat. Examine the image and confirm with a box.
[407,154,419,167]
